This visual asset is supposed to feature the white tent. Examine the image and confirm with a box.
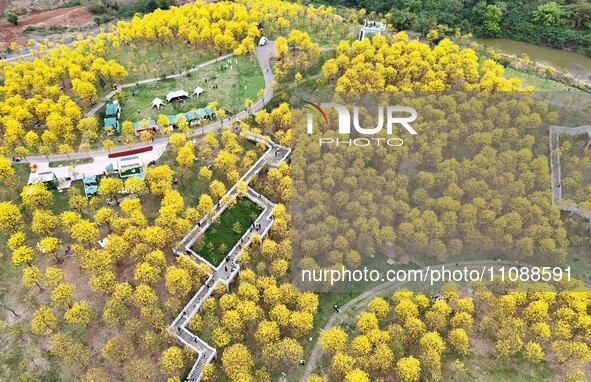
[166,90,189,102]
[193,86,204,96]
[151,97,165,109]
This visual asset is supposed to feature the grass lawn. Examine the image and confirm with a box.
[457,354,554,382]
[191,198,262,266]
[504,67,575,91]
[49,157,94,168]
[107,54,264,123]
[93,42,217,99]
[116,42,217,85]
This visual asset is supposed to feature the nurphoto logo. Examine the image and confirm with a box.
[304,101,418,147]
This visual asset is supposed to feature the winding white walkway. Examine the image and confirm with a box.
[169,132,290,382]
[549,125,591,237]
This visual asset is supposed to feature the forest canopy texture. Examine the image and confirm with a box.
[318,0,591,55]
[290,35,591,290]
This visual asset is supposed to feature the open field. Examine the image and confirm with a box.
[505,67,572,91]
[116,55,264,122]
[191,198,261,266]
[106,43,218,94]
[456,354,554,381]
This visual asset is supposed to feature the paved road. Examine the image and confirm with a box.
[19,43,276,164]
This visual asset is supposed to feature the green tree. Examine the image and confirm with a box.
[533,2,565,27]
[483,5,502,37]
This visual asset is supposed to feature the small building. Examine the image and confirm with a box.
[28,171,58,190]
[83,175,98,198]
[184,111,200,122]
[359,20,386,41]
[104,117,120,134]
[105,156,144,179]
[185,107,215,123]
[166,90,189,102]
[133,119,158,136]
[105,101,121,119]
[118,156,144,179]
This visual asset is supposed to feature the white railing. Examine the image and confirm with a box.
[169,135,290,382]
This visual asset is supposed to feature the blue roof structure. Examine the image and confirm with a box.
[104,118,118,128]
[104,118,120,133]
[185,111,199,121]
[105,103,120,117]
[83,175,96,184]
[133,119,156,130]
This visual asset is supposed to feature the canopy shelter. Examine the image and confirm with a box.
[185,111,199,122]
[104,118,120,134]
[83,175,98,197]
[151,97,165,109]
[84,184,98,198]
[28,171,58,190]
[193,86,204,96]
[133,119,158,136]
[185,106,215,122]
[166,90,189,102]
[83,175,97,185]
[203,107,215,117]
[105,101,121,118]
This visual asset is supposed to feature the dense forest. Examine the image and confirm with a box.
[312,0,591,56]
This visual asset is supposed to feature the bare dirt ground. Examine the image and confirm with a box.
[0,0,7,18]
[0,5,93,49]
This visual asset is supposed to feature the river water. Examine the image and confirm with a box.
[475,38,591,80]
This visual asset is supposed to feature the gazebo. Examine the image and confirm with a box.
[193,86,204,96]
[166,90,189,102]
[104,118,120,134]
[133,119,158,136]
[105,101,121,118]
[151,98,165,109]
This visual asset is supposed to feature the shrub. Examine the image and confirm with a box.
[88,4,107,14]
[94,15,111,26]
[6,12,18,25]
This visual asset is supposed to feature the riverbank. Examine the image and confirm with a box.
[462,38,591,92]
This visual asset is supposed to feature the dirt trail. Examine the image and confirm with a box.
[0,5,93,49]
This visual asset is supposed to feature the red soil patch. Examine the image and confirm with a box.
[0,5,93,49]
[0,0,7,18]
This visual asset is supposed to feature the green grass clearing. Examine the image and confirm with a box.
[100,54,264,124]
[191,198,262,266]
[455,353,554,382]
[49,157,94,168]
[94,42,217,99]
[504,67,571,91]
